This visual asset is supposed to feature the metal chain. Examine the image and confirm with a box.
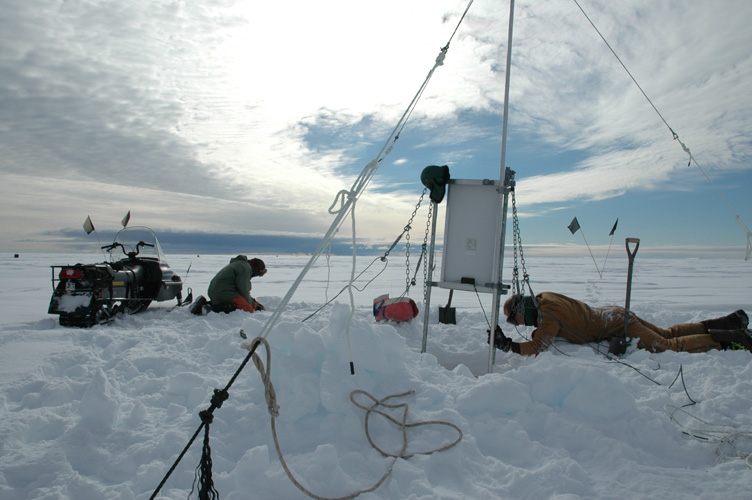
[405,188,427,292]
[422,203,433,303]
[510,188,529,295]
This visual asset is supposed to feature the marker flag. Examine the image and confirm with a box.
[83,216,95,234]
[567,217,580,235]
[608,218,619,236]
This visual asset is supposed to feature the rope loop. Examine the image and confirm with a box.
[328,189,353,215]
[349,389,463,460]
[242,337,462,500]
[248,337,280,418]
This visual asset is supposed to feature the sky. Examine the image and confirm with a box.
[1,0,751,258]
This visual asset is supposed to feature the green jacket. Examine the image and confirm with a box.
[208,255,254,305]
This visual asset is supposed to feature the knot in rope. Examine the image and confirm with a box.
[329,189,354,215]
[435,48,447,66]
[210,388,229,409]
[199,409,214,425]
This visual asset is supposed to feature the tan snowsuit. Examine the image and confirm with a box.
[515,292,721,356]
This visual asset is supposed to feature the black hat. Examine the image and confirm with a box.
[250,258,266,277]
[420,165,450,203]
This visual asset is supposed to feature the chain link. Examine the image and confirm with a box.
[404,188,427,292]
[511,188,529,295]
[422,203,433,304]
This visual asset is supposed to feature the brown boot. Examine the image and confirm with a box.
[708,328,752,351]
[702,310,749,331]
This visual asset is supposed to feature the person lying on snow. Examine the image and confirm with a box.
[492,292,750,355]
[207,255,267,313]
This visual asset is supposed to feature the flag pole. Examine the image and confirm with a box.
[568,217,601,279]
[601,233,615,273]
[579,228,602,279]
[601,218,619,274]
[83,216,106,258]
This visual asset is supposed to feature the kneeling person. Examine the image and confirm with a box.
[208,255,266,313]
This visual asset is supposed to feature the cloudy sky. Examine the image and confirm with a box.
[2,0,751,258]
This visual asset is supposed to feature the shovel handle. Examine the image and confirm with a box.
[625,237,640,261]
[623,237,640,337]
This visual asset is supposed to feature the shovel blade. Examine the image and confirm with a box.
[608,336,630,356]
[439,289,456,324]
[439,306,456,324]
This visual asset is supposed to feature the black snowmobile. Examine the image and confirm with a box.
[48,226,190,327]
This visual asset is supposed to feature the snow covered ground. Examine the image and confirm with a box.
[1,251,751,499]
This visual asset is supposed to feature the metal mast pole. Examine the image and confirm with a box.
[421,201,439,353]
[488,0,516,373]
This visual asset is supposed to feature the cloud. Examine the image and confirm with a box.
[1,0,750,254]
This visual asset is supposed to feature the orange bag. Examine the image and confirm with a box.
[373,294,419,322]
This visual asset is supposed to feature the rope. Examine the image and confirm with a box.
[665,404,752,468]
[302,189,429,323]
[571,0,751,260]
[151,5,475,496]
[325,242,332,303]
[350,390,463,459]
[190,407,220,500]
[149,344,259,500]
[254,0,476,343]
[508,315,752,467]
[245,338,463,500]
[301,257,389,323]
[663,365,752,467]
[528,308,665,385]
[473,284,492,331]
[512,315,752,466]
[345,198,358,374]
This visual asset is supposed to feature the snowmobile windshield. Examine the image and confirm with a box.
[109,226,168,263]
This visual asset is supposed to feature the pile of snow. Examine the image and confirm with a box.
[1,253,751,499]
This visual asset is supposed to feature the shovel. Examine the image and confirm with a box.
[608,237,640,356]
[439,289,457,324]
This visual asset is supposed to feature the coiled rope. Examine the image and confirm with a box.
[153,335,463,500]
[246,337,463,500]
[665,404,752,468]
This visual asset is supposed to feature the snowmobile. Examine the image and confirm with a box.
[48,226,190,327]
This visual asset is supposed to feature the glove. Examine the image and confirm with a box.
[487,325,513,352]
[252,298,265,311]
